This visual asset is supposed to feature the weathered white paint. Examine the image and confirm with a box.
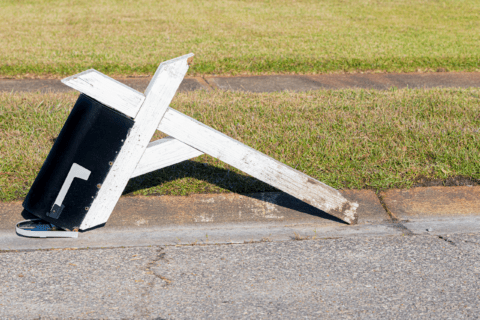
[135,219,147,226]
[79,54,193,230]
[158,108,358,224]
[131,137,203,178]
[194,213,215,223]
[61,61,358,226]
[61,69,145,119]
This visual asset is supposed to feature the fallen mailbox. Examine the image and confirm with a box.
[16,53,359,238]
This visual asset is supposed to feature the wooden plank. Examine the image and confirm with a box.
[62,66,358,224]
[79,54,193,230]
[158,108,359,224]
[61,69,145,119]
[132,137,203,178]
[61,72,204,177]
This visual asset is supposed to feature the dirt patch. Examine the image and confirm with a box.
[413,175,479,187]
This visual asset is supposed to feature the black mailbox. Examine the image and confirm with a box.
[23,94,134,230]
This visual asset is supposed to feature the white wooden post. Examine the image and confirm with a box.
[74,54,193,229]
[132,137,203,178]
[158,109,358,224]
[62,56,359,228]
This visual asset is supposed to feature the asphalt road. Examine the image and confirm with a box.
[1,232,479,319]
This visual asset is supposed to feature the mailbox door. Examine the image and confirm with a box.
[23,94,135,230]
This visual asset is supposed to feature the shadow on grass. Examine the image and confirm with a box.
[123,160,346,224]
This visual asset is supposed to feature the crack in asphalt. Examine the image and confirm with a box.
[389,222,415,235]
[437,236,456,246]
[462,240,480,246]
[146,247,173,285]
[135,246,172,318]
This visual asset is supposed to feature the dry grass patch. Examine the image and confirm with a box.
[0,88,479,201]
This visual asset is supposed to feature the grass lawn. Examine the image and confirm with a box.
[0,0,479,77]
[1,88,479,201]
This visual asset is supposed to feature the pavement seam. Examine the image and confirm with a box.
[375,191,399,221]
[0,234,339,253]
[302,74,325,87]
[389,222,414,236]
[373,192,416,235]
[202,76,219,90]
[194,77,213,91]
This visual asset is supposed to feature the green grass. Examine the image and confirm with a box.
[1,89,479,201]
[0,0,479,77]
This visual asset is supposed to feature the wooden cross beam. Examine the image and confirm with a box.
[62,54,359,230]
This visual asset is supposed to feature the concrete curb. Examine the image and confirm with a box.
[1,72,479,93]
[0,190,389,232]
[1,187,479,250]
[381,186,480,220]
